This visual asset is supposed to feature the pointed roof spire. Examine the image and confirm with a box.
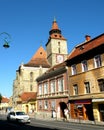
[47,18,66,40]
[51,17,59,30]
[54,16,56,22]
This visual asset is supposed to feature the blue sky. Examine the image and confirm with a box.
[0,0,104,98]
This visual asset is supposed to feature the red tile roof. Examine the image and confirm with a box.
[46,62,66,73]
[46,19,66,46]
[68,33,104,60]
[36,61,67,82]
[51,18,59,30]
[20,92,37,102]
[24,46,51,68]
[1,96,9,103]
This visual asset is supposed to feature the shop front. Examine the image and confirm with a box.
[92,98,104,122]
[70,99,94,121]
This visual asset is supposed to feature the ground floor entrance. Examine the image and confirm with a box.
[69,99,94,121]
[92,100,104,122]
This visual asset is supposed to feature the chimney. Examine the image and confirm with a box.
[85,35,91,41]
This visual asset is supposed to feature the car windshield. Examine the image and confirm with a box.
[16,112,26,115]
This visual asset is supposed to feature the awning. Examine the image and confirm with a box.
[74,99,91,104]
[92,98,104,102]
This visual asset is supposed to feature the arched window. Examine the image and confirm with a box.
[30,72,33,82]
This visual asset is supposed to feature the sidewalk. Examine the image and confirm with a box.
[29,113,104,126]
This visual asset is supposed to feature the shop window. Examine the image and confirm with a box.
[99,104,104,121]
[77,105,83,117]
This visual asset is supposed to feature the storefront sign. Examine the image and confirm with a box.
[92,98,104,102]
[74,99,91,104]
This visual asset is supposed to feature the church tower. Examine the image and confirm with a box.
[46,18,68,66]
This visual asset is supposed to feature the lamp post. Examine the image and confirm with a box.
[0,32,11,48]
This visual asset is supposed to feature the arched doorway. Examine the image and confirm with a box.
[59,102,68,119]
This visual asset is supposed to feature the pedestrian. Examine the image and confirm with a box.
[53,110,57,120]
[64,108,69,120]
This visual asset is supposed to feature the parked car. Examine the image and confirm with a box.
[7,111,31,123]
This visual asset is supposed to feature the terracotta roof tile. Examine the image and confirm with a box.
[36,61,67,82]
[46,62,66,73]
[20,92,37,102]
[68,33,104,60]
[1,96,9,103]
[51,20,59,30]
[24,46,51,68]
[48,19,66,41]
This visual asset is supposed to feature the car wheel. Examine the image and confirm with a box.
[7,117,10,122]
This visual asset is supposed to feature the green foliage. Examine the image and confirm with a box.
[0,93,2,103]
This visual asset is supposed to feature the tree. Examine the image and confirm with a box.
[0,93,2,103]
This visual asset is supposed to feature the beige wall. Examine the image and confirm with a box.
[69,53,104,97]
[46,39,68,66]
[13,64,49,110]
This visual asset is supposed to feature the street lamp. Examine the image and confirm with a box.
[0,32,11,48]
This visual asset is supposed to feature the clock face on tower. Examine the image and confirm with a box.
[56,54,64,63]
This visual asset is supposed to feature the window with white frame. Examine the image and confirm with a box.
[39,100,42,109]
[94,55,101,68]
[50,80,55,93]
[39,84,42,95]
[51,100,55,110]
[81,60,88,72]
[98,79,104,92]
[58,77,64,92]
[44,100,48,109]
[84,82,90,94]
[44,82,48,94]
[71,64,77,75]
[73,84,78,95]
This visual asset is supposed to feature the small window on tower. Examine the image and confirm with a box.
[40,52,42,55]
[58,42,60,46]
[58,42,60,53]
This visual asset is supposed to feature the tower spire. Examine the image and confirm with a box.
[51,17,59,30]
[49,18,65,40]
[54,16,56,22]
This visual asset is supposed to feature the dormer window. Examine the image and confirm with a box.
[79,46,84,50]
